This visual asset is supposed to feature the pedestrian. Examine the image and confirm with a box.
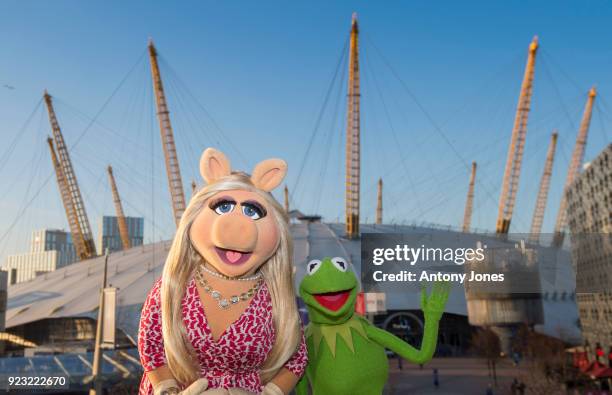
[433,368,439,389]
[512,352,521,366]
[486,383,494,395]
[511,378,519,395]
[517,381,526,395]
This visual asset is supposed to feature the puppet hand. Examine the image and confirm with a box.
[200,388,230,395]
[227,388,256,395]
[261,382,284,395]
[153,378,209,395]
[420,281,450,322]
[181,378,210,395]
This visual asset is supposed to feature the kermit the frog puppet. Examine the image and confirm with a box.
[295,257,450,395]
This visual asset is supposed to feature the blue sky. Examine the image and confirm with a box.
[0,1,611,261]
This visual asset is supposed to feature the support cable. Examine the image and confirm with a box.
[0,51,146,245]
[290,34,350,207]
[363,33,521,230]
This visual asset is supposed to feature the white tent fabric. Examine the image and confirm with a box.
[6,223,580,343]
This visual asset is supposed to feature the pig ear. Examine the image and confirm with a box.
[200,148,231,184]
[251,158,287,192]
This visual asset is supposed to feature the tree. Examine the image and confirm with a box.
[470,327,502,385]
[511,325,582,395]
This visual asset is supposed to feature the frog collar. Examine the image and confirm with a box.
[305,315,369,358]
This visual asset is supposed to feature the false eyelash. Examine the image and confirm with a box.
[209,197,236,210]
[242,200,267,217]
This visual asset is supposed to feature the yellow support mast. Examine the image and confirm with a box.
[284,185,290,214]
[148,39,187,227]
[529,131,558,244]
[44,92,97,260]
[345,13,361,238]
[496,37,539,235]
[462,162,477,233]
[376,178,383,225]
[47,137,86,259]
[553,87,596,246]
[107,165,131,250]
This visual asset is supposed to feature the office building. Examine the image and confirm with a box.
[566,144,612,347]
[96,216,144,253]
[4,229,76,284]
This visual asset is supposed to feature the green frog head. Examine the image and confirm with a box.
[299,257,358,325]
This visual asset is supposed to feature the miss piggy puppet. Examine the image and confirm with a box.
[138,148,307,395]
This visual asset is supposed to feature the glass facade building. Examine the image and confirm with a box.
[96,216,144,253]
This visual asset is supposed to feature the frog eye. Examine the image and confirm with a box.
[306,259,322,275]
[331,257,348,272]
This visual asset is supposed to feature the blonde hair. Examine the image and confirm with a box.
[160,173,300,385]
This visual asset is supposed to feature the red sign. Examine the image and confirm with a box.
[355,292,365,316]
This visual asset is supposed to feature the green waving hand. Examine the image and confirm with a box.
[422,281,451,322]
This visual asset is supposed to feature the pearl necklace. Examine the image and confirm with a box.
[195,266,263,310]
[199,262,262,281]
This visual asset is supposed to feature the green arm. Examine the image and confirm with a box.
[295,375,309,395]
[365,281,450,365]
[364,312,440,364]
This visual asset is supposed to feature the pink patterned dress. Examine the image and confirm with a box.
[138,277,307,395]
